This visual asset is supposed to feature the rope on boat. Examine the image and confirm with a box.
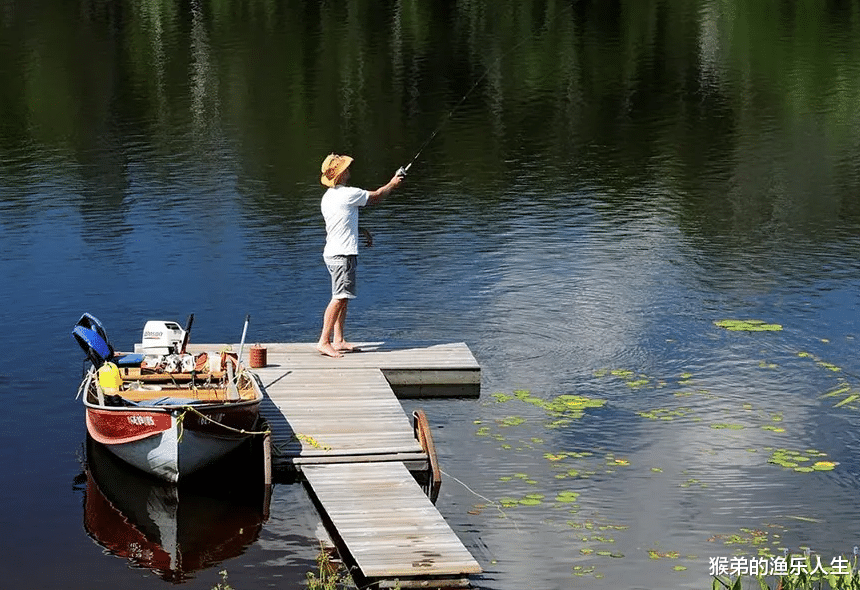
[175,405,272,443]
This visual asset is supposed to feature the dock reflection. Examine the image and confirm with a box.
[82,436,269,582]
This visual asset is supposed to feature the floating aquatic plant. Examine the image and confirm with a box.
[492,389,607,421]
[797,352,844,372]
[710,423,745,430]
[648,549,680,559]
[812,461,836,471]
[833,393,858,408]
[714,319,783,332]
[555,491,580,503]
[519,493,544,506]
[708,525,784,557]
[768,448,836,472]
[637,407,692,421]
[500,416,525,427]
[607,457,630,466]
[572,565,598,577]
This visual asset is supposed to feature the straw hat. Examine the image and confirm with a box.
[320,153,353,187]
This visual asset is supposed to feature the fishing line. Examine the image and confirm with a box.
[398,7,567,177]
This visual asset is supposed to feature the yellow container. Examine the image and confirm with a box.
[98,362,122,391]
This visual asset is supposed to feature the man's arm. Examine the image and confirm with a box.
[366,173,403,205]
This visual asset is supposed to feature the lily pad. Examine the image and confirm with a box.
[812,461,837,471]
[768,448,830,472]
[500,416,525,427]
[714,319,783,332]
[555,491,581,503]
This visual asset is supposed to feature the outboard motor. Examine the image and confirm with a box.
[140,320,187,355]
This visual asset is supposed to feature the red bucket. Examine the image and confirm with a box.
[249,344,267,368]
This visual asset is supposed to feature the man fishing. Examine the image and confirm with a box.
[316,154,403,358]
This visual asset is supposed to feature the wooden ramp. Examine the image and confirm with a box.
[304,462,482,585]
[254,366,427,467]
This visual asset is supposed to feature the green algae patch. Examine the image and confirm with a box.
[714,319,783,332]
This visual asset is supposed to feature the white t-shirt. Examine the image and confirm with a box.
[321,185,370,257]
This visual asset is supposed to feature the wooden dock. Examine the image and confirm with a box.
[190,341,482,587]
[304,462,482,587]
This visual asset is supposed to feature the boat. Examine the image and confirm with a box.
[72,313,264,483]
[82,436,268,582]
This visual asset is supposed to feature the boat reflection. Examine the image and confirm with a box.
[83,436,269,582]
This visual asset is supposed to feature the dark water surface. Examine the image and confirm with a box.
[2,1,860,588]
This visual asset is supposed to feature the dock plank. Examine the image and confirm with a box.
[304,462,482,579]
[254,368,422,463]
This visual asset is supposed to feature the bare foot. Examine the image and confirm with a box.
[316,342,343,358]
[333,340,358,352]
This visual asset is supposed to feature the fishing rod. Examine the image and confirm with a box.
[397,61,495,179]
[397,9,566,177]
[397,67,492,177]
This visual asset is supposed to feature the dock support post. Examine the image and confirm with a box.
[262,429,272,519]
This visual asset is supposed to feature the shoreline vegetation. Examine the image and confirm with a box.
[714,551,860,590]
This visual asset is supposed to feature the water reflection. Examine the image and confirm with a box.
[1,0,860,588]
[82,437,269,582]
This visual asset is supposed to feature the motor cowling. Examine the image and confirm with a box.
[140,321,186,355]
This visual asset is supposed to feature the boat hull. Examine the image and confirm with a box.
[85,394,261,482]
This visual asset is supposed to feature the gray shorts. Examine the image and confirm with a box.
[325,255,357,299]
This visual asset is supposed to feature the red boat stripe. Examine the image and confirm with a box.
[87,408,172,445]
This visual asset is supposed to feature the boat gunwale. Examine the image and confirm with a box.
[80,366,264,417]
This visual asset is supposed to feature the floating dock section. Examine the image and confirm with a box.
[193,341,482,588]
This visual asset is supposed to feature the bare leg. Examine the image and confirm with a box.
[317,297,348,358]
[332,301,356,351]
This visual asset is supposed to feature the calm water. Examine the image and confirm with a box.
[2,1,860,588]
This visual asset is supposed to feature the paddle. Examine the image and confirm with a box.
[236,314,250,372]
